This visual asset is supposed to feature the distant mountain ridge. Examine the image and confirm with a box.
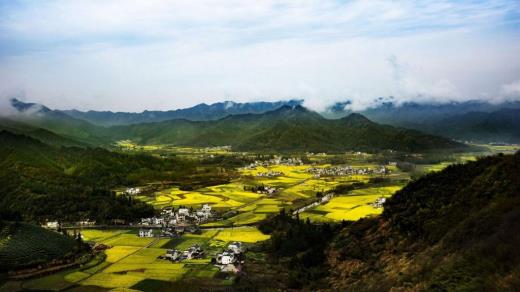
[62,99,304,126]
[325,100,520,143]
[1,99,469,152]
[110,105,465,152]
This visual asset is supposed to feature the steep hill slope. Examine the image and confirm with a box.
[328,152,520,291]
[112,105,465,152]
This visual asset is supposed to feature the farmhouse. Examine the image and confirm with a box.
[371,197,386,208]
[214,241,245,272]
[138,229,154,237]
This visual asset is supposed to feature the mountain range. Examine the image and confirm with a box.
[9,97,518,144]
[327,100,520,143]
[62,99,304,126]
[109,105,463,152]
[2,99,465,153]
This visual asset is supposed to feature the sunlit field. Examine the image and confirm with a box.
[300,186,403,222]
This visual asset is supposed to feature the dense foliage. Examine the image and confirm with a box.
[0,221,84,271]
[0,131,195,223]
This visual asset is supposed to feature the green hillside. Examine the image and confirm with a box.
[0,130,195,222]
[111,106,465,153]
[0,118,86,147]
[0,221,78,271]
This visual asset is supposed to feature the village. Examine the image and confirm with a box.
[306,164,390,178]
[243,156,304,169]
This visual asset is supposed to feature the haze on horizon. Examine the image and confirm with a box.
[0,0,520,112]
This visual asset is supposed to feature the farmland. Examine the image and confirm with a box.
[12,227,269,290]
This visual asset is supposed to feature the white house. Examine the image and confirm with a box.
[218,251,235,265]
[139,229,154,238]
[202,204,212,213]
[178,208,190,216]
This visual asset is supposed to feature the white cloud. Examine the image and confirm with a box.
[0,0,519,111]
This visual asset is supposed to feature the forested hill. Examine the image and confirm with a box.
[328,152,520,291]
[111,105,465,153]
[0,130,194,223]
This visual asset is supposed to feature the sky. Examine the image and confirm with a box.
[0,0,519,112]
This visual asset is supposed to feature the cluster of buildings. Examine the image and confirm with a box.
[214,242,245,273]
[243,156,303,169]
[256,171,284,178]
[140,204,214,227]
[159,245,205,262]
[123,187,142,195]
[306,165,390,178]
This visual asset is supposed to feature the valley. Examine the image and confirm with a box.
[3,140,512,290]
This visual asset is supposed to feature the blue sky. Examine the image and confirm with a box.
[0,0,519,111]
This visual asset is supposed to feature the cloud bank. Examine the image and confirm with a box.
[0,0,519,112]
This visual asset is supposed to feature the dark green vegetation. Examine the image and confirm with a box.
[110,106,464,152]
[0,130,197,222]
[0,221,82,271]
[0,118,86,147]
[234,152,520,291]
